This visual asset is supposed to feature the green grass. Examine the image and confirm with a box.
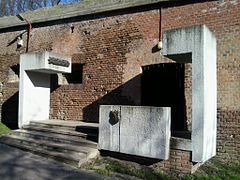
[0,122,10,136]
[94,168,111,176]
[105,160,168,180]
[88,157,240,180]
[89,158,169,180]
[184,159,240,180]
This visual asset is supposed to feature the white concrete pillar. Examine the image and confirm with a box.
[163,25,217,162]
[18,52,71,128]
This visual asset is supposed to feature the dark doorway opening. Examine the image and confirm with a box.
[2,92,19,129]
[141,63,187,132]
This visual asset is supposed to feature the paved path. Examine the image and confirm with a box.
[0,143,104,180]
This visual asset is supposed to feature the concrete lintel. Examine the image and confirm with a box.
[163,25,217,163]
[20,51,71,74]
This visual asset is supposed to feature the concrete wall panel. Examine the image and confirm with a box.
[98,105,120,152]
[120,106,171,159]
[99,105,171,160]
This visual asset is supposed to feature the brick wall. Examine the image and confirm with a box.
[0,55,19,129]
[153,150,193,174]
[0,0,239,173]
[48,16,145,121]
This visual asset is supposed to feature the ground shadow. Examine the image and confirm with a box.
[100,150,160,165]
[75,125,99,142]
[1,92,19,129]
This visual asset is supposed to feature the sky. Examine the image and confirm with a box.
[60,0,81,4]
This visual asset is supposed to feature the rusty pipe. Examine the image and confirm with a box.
[16,14,32,52]
[24,18,32,52]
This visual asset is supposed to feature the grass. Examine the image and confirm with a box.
[88,157,240,180]
[185,159,240,180]
[0,122,10,137]
[104,160,168,180]
[88,158,169,180]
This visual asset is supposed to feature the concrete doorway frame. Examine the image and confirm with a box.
[163,25,217,163]
[18,52,71,128]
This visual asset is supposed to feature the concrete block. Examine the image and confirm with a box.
[98,105,171,160]
[163,25,217,162]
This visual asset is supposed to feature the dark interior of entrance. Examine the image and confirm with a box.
[142,63,187,133]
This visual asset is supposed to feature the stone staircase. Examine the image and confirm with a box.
[0,120,99,167]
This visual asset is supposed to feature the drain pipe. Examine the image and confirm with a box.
[25,18,32,53]
[157,7,163,50]
[16,14,32,52]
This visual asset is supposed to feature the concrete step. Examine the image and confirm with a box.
[26,120,99,142]
[0,134,98,167]
[0,120,100,167]
[28,121,76,131]
[22,125,98,142]
[11,129,97,148]
[0,134,95,154]
[29,120,98,132]
[0,135,81,166]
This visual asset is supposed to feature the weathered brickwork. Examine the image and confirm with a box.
[0,0,239,173]
[48,16,149,121]
[153,150,193,174]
